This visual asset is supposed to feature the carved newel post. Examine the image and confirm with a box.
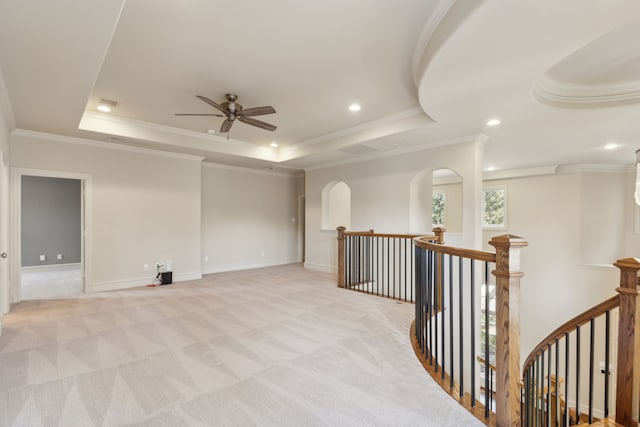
[614,257,640,427]
[336,226,346,288]
[489,234,528,427]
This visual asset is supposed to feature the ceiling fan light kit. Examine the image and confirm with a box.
[176,94,277,134]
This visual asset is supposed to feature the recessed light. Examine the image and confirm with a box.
[486,118,501,126]
[97,99,117,113]
[270,142,278,148]
[349,103,361,112]
[486,166,496,171]
[604,143,618,150]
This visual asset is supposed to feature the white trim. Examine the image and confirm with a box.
[21,262,81,272]
[93,271,202,292]
[202,161,303,177]
[482,185,507,230]
[282,108,427,152]
[12,129,205,162]
[483,165,558,181]
[10,168,92,302]
[297,195,305,263]
[534,74,640,106]
[557,163,631,174]
[202,259,299,275]
[577,263,617,271]
[304,133,488,172]
[304,262,336,274]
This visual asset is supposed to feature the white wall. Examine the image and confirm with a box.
[10,131,202,293]
[0,68,14,330]
[482,169,633,358]
[201,163,302,273]
[305,139,484,273]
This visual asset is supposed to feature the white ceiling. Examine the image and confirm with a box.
[2,0,640,174]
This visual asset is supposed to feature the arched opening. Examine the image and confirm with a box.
[321,180,351,230]
[410,168,462,233]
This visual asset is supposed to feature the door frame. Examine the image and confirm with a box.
[10,168,92,303]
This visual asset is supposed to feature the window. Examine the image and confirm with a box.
[432,190,446,227]
[483,187,506,228]
[480,283,496,387]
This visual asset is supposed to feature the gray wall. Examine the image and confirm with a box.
[21,176,81,267]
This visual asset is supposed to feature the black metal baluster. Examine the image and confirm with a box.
[555,338,560,427]
[386,237,390,298]
[449,254,454,389]
[546,346,551,427]
[459,256,464,398]
[565,332,570,427]
[404,239,408,301]
[470,260,476,407]
[604,310,610,418]
[441,252,446,381]
[427,249,433,364]
[484,261,490,419]
[576,325,580,424]
[588,318,594,424]
[434,250,439,372]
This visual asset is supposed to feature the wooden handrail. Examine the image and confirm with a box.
[522,295,620,371]
[414,236,497,263]
[345,231,427,239]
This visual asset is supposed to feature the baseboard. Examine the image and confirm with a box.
[21,262,82,272]
[92,271,202,293]
[202,259,299,275]
[303,262,336,274]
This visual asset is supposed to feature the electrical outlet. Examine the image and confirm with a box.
[143,264,149,271]
[204,255,209,262]
[39,254,46,261]
[261,251,265,257]
[57,254,63,260]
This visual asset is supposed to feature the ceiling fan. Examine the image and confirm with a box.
[175,94,277,133]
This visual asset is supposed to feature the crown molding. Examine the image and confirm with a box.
[483,165,558,181]
[305,133,486,172]
[202,161,303,177]
[534,75,640,107]
[557,163,632,174]
[12,129,205,162]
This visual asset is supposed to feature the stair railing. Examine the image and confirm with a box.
[521,257,640,427]
[412,234,528,426]
[336,226,444,302]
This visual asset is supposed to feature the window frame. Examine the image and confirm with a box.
[482,185,507,230]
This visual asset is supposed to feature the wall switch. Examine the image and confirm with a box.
[39,254,46,261]
[261,251,265,257]
[204,255,209,262]
[143,264,149,271]
[57,254,63,260]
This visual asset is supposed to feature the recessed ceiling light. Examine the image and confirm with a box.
[604,142,618,150]
[270,142,278,148]
[486,166,496,171]
[349,103,361,112]
[97,99,117,113]
[486,118,501,126]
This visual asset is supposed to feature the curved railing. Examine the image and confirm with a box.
[412,234,527,426]
[521,296,619,426]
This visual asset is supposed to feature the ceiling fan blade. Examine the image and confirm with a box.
[237,116,277,131]
[220,119,234,133]
[175,113,225,117]
[237,106,276,117]
[196,95,227,113]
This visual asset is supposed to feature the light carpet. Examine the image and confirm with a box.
[0,264,482,426]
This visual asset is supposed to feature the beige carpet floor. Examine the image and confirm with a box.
[0,264,482,426]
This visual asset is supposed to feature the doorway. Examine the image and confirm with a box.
[11,169,92,302]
